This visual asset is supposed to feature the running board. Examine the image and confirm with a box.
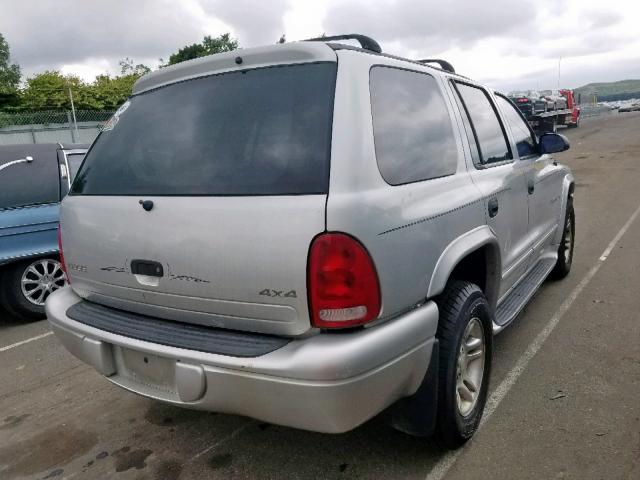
[493,258,557,333]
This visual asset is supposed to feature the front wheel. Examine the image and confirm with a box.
[0,257,67,320]
[434,281,493,448]
[550,200,575,279]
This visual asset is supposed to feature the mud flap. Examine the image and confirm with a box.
[385,339,439,437]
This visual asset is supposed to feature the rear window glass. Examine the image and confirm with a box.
[71,63,336,196]
[370,67,458,185]
[0,146,59,209]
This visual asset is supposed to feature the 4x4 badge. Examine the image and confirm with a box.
[259,289,297,298]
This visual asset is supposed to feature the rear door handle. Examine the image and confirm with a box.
[528,180,535,194]
[488,198,499,218]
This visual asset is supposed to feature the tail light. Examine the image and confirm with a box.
[57,227,69,280]
[517,98,529,103]
[307,233,381,328]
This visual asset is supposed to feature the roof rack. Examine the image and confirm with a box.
[417,59,455,73]
[304,34,382,54]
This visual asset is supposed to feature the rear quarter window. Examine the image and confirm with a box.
[369,66,459,185]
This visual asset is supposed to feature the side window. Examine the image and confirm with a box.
[66,153,86,181]
[0,152,59,209]
[495,95,537,158]
[451,83,481,165]
[454,83,512,166]
[370,66,458,185]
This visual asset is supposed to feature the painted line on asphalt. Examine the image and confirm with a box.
[0,331,53,353]
[426,200,640,480]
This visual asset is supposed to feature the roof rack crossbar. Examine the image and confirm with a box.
[417,59,455,73]
[304,34,382,54]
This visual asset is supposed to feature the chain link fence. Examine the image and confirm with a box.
[0,110,115,145]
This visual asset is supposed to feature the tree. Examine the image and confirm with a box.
[0,33,21,109]
[167,33,238,65]
[18,58,151,112]
[20,71,101,111]
[119,57,151,76]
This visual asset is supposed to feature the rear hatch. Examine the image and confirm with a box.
[61,61,337,336]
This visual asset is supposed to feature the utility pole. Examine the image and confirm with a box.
[557,57,562,90]
[68,85,79,141]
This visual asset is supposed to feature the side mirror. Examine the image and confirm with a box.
[539,133,570,154]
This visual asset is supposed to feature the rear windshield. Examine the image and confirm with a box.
[71,62,336,196]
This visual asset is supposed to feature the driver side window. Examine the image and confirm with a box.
[495,95,537,158]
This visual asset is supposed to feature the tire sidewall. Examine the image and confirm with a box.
[438,287,493,444]
[552,200,575,279]
[564,202,575,268]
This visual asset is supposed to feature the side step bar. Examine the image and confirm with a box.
[494,257,557,333]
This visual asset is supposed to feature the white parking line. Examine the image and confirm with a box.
[0,331,53,353]
[426,201,640,480]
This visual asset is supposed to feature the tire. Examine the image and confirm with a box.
[0,257,66,320]
[434,281,493,448]
[550,199,575,279]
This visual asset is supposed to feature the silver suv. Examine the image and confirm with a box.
[46,34,575,447]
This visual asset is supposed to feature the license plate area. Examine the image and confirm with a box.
[113,346,177,396]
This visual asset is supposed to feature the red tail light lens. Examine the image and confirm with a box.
[57,227,68,279]
[308,233,381,328]
[517,98,529,103]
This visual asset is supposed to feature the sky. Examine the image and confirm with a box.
[1,0,639,92]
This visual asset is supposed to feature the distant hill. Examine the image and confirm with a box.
[575,79,640,102]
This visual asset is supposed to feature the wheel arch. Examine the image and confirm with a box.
[0,250,59,270]
[427,226,501,310]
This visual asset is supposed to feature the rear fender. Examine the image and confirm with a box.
[427,226,501,309]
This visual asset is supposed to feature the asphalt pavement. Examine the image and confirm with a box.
[1,111,639,480]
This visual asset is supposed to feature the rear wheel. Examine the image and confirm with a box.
[434,281,492,448]
[0,257,66,320]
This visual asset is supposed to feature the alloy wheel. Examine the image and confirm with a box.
[20,258,66,306]
[455,317,486,417]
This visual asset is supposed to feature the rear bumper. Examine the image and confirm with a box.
[47,287,439,433]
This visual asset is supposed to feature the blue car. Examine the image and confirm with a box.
[0,143,88,319]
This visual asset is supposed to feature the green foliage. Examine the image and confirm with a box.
[16,58,150,112]
[167,33,238,65]
[20,71,100,110]
[0,33,21,109]
[0,29,240,112]
[119,57,151,76]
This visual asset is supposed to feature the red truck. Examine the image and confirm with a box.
[512,89,580,132]
[560,89,581,128]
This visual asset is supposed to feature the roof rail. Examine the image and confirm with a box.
[417,59,455,73]
[304,34,382,54]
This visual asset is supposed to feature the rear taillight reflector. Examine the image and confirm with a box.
[308,233,381,328]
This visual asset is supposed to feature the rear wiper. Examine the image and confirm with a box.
[0,156,34,173]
